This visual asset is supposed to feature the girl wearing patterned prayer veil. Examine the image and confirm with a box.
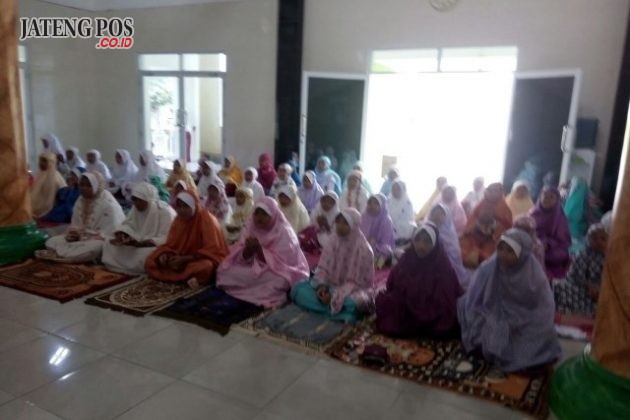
[457,228,561,375]
[204,180,232,225]
[376,222,463,337]
[269,163,298,198]
[31,153,67,218]
[291,208,375,323]
[102,182,175,275]
[309,191,340,249]
[145,191,229,288]
[41,172,125,263]
[217,197,310,308]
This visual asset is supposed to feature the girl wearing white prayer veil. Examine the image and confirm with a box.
[102,182,176,275]
[86,149,112,180]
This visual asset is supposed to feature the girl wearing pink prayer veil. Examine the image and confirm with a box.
[217,197,310,308]
[439,185,468,236]
[360,194,396,267]
[291,208,375,323]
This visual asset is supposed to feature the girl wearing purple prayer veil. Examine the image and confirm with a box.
[361,194,395,267]
[529,186,571,279]
[428,204,471,290]
[298,171,324,213]
[457,229,561,374]
[292,208,375,323]
[376,223,463,337]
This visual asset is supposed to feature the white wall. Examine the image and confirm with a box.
[20,0,278,169]
[303,0,629,191]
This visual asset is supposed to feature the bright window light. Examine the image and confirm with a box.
[363,48,517,209]
[372,49,439,73]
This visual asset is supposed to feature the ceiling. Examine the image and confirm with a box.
[40,0,245,11]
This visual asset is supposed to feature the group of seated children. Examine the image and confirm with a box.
[30,133,612,376]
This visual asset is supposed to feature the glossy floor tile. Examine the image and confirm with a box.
[0,287,579,419]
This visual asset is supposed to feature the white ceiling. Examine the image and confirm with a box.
[40,0,245,12]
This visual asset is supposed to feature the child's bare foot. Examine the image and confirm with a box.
[187,277,200,289]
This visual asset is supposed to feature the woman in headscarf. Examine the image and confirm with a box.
[462,177,485,216]
[554,224,608,317]
[217,197,310,308]
[459,182,513,269]
[376,223,463,337]
[257,152,277,193]
[108,149,138,194]
[65,147,86,170]
[218,155,243,186]
[428,204,471,290]
[340,170,369,214]
[512,215,545,266]
[361,194,396,267]
[457,229,561,375]
[135,150,167,183]
[31,153,67,218]
[242,167,265,202]
[196,159,223,199]
[42,168,84,223]
[225,187,255,244]
[563,177,602,245]
[292,208,375,323]
[169,180,189,208]
[85,150,111,181]
[41,133,69,175]
[277,186,310,234]
[270,163,298,197]
[102,182,176,275]
[42,172,125,262]
[165,159,197,193]
[506,180,535,219]
[388,180,416,244]
[298,171,324,213]
[529,186,571,279]
[379,166,400,197]
[416,176,448,222]
[204,180,232,225]
[315,156,342,195]
[439,185,467,236]
[309,191,340,249]
[145,191,229,288]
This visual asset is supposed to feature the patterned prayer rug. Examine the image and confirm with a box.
[238,304,360,353]
[0,259,130,303]
[85,276,199,316]
[328,322,552,419]
[153,287,264,336]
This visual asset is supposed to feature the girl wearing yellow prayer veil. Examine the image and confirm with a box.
[31,153,67,218]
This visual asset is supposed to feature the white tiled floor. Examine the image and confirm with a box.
[0,286,584,420]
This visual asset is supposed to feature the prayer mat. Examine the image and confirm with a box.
[0,259,130,303]
[328,322,552,419]
[153,287,264,336]
[554,312,594,341]
[239,304,360,353]
[85,276,199,316]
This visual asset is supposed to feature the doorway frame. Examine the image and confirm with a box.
[299,71,368,174]
[137,52,227,163]
[509,68,582,185]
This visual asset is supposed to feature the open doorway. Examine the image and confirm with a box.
[363,47,517,208]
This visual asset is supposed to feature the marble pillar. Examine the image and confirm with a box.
[0,0,47,265]
[550,114,630,418]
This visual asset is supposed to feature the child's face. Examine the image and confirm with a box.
[347,175,360,189]
[245,171,254,182]
[589,229,608,253]
[515,185,528,199]
[413,230,434,258]
[541,190,558,209]
[79,177,95,199]
[38,156,49,171]
[388,169,397,181]
[175,199,194,219]
[278,193,291,208]
[201,164,211,176]
[66,150,75,161]
[115,152,123,165]
[67,173,79,187]
[317,160,326,171]
[277,167,287,180]
[132,196,149,212]
[224,158,230,168]
[441,187,455,203]
[429,207,446,226]
[208,185,220,200]
[497,241,518,268]
[253,208,272,230]
[367,197,381,216]
[321,196,335,211]
[87,153,96,164]
[235,191,246,206]
[173,161,181,171]
[335,215,351,237]
[391,183,402,199]
[303,176,312,188]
